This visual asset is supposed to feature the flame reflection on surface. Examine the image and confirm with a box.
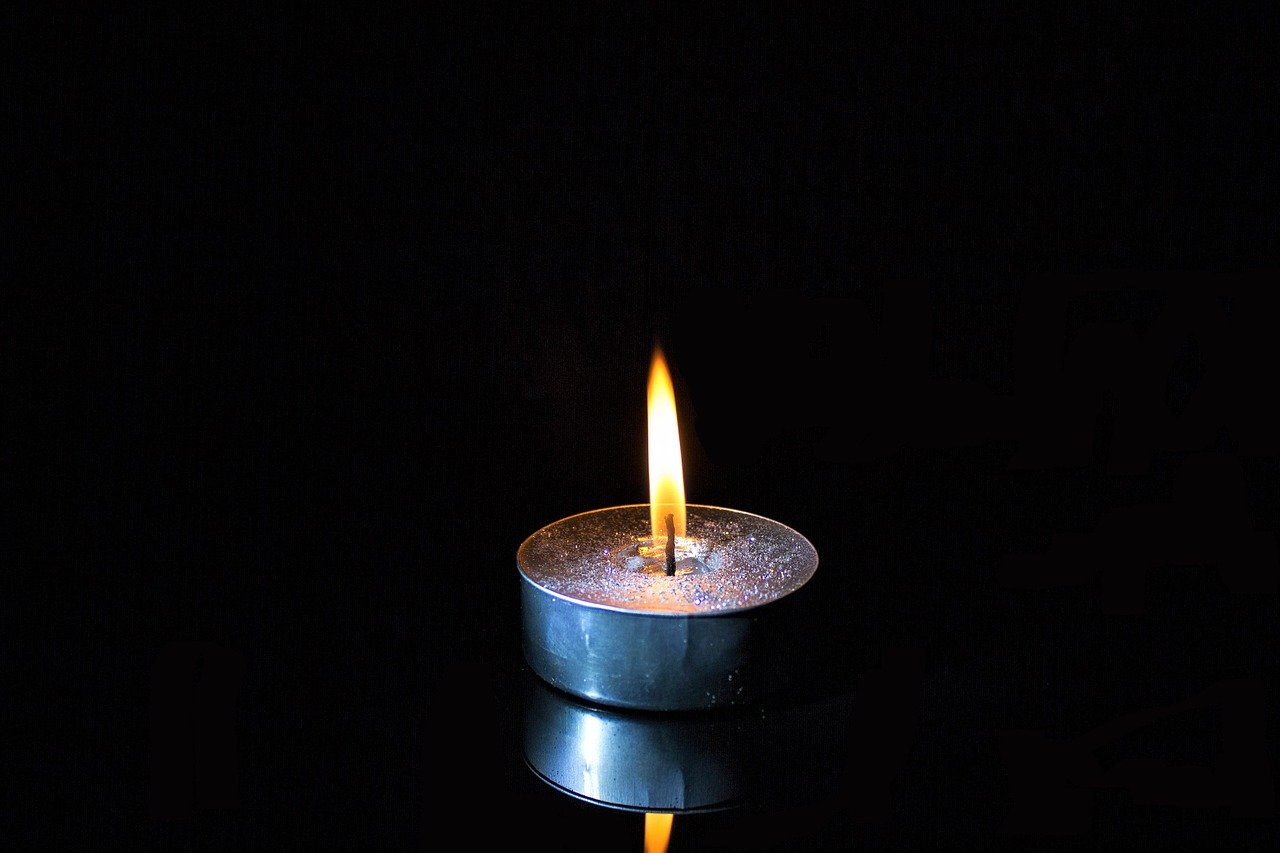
[644,812,673,853]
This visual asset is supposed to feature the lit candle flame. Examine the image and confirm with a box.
[647,346,686,542]
[644,812,674,853]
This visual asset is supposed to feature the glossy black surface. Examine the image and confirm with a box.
[21,4,1279,849]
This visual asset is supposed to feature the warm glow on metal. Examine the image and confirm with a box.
[644,812,674,853]
[647,347,686,541]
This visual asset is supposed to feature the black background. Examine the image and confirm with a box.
[17,4,1280,850]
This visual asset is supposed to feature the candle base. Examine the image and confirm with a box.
[520,576,757,710]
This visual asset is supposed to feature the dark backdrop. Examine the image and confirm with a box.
[18,4,1280,850]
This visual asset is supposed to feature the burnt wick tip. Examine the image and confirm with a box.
[665,513,676,576]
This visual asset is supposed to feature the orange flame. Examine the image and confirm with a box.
[644,812,674,853]
[647,346,686,542]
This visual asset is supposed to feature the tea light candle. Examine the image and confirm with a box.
[517,347,819,711]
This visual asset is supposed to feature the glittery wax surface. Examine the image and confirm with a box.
[517,504,819,614]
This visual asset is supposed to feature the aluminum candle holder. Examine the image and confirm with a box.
[517,503,820,711]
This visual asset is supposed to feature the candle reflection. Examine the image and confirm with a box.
[520,668,857,818]
[521,670,750,813]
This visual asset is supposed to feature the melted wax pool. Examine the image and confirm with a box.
[517,504,819,614]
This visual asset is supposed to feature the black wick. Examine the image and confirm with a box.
[665,513,676,576]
